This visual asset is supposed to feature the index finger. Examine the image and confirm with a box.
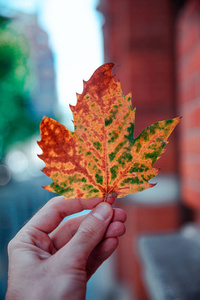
[26,195,115,234]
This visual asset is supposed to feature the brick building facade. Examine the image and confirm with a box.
[98,0,200,299]
[177,0,200,213]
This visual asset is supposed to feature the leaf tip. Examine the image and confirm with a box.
[42,115,47,120]
[175,116,182,122]
[150,182,157,188]
[69,103,75,112]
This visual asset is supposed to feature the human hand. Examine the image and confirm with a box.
[6,196,126,300]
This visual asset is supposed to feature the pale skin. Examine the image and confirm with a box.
[6,195,127,300]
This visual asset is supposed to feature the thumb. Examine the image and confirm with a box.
[60,202,113,268]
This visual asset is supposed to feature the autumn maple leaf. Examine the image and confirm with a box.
[38,63,181,200]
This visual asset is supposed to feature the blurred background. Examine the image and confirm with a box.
[0,0,200,299]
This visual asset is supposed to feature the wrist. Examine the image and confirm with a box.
[6,274,87,300]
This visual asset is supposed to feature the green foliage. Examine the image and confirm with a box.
[0,17,38,159]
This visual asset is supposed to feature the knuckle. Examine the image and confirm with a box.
[7,238,16,254]
[78,223,97,240]
[7,234,24,256]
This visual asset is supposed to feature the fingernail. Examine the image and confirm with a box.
[92,203,111,221]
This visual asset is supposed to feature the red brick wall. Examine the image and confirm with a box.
[98,0,178,174]
[176,0,200,210]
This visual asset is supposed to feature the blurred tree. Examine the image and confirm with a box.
[0,15,38,160]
